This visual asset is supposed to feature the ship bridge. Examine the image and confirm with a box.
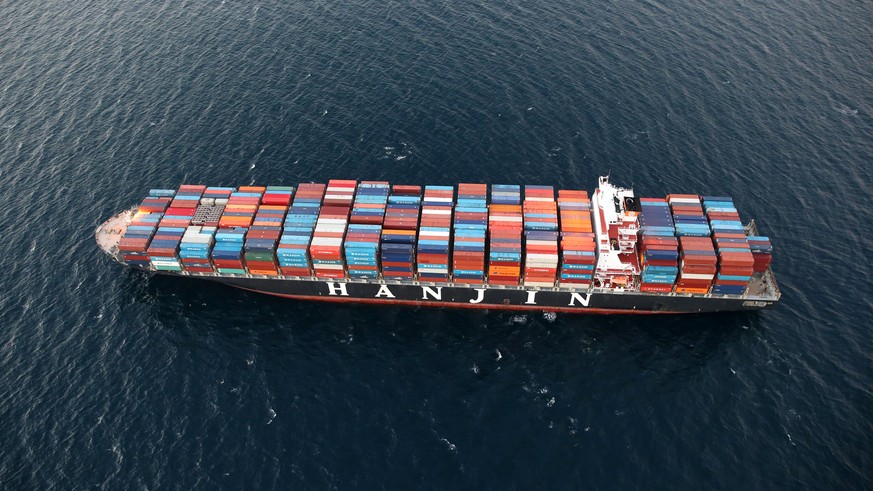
[592,176,640,289]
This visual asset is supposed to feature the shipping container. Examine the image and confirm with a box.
[488,185,522,285]
[381,186,421,280]
[556,189,595,287]
[418,185,454,282]
[278,183,324,276]
[453,184,487,283]
[638,198,679,289]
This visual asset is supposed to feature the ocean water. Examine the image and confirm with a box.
[1,0,872,488]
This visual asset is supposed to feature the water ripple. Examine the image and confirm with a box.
[1,0,872,488]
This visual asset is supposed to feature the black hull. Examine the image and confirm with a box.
[143,269,778,314]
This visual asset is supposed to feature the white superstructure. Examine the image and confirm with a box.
[592,176,640,288]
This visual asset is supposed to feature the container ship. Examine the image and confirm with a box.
[96,177,780,314]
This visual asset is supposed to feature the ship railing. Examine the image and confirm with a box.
[759,267,781,300]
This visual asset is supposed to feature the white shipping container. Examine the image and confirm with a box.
[679,273,714,280]
[526,254,559,260]
[310,237,343,247]
[523,281,555,287]
[182,236,213,244]
[526,240,558,247]
[151,260,181,266]
[314,225,347,233]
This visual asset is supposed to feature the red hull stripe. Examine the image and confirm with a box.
[231,286,682,315]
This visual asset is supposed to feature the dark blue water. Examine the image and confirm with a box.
[2,0,872,488]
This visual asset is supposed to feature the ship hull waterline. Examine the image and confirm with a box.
[133,267,777,314]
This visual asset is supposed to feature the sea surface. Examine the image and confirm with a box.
[1,0,872,488]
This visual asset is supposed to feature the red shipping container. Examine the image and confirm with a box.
[383,271,414,278]
[752,254,772,272]
[213,261,244,268]
[454,278,484,284]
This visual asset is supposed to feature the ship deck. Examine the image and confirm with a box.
[97,209,780,305]
[95,209,133,259]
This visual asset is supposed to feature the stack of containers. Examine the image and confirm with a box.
[638,198,676,238]
[639,235,680,292]
[703,196,745,234]
[350,181,390,225]
[147,226,185,271]
[747,236,773,272]
[172,185,206,202]
[667,194,711,237]
[417,186,454,282]
[452,184,488,284]
[262,186,294,207]
[523,186,559,287]
[523,186,559,231]
[138,191,173,214]
[637,198,679,292]
[202,187,233,202]
[344,224,382,278]
[119,213,162,266]
[557,190,596,287]
[345,182,389,278]
[380,186,421,280]
[211,186,260,274]
[277,183,324,276]
[487,185,523,285]
[179,226,216,273]
[119,190,172,266]
[147,189,176,199]
[309,180,354,279]
[675,237,717,293]
[219,188,261,228]
[159,185,203,228]
[211,228,247,274]
[703,197,753,295]
[323,180,356,206]
[711,233,754,295]
[245,197,289,276]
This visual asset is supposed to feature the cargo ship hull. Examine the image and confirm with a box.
[97,175,782,315]
[138,268,778,314]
